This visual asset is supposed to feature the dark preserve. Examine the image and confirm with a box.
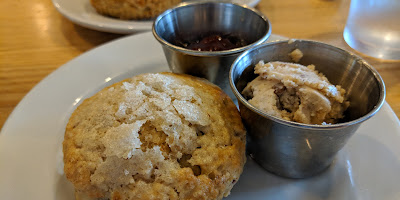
[174,33,248,51]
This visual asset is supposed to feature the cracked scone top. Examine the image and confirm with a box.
[63,72,246,200]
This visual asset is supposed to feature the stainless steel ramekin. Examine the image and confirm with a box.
[153,1,271,97]
[230,40,386,178]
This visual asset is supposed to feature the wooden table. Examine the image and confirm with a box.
[1,0,399,129]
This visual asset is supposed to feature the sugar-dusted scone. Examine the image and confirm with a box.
[63,72,246,200]
[90,0,181,20]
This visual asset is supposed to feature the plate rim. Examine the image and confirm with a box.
[51,0,152,34]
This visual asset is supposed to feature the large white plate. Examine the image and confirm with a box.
[52,0,261,34]
[1,32,400,200]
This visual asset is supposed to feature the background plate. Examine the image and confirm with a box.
[1,32,400,200]
[52,0,261,34]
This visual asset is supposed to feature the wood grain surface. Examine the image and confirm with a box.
[1,0,399,130]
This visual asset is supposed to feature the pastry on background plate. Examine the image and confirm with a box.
[90,0,182,20]
[63,72,246,200]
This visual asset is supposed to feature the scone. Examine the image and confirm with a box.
[90,0,181,20]
[63,72,246,200]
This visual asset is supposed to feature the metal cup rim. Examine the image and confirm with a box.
[229,39,386,130]
[152,1,272,57]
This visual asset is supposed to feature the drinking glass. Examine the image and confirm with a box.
[343,0,400,60]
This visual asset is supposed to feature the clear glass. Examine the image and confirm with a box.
[343,0,400,60]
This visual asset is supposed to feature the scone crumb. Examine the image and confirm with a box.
[289,48,303,62]
[288,39,296,44]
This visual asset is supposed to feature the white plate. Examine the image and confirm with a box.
[52,0,261,34]
[1,32,400,200]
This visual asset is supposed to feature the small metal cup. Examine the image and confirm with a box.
[230,40,386,178]
[152,1,271,96]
